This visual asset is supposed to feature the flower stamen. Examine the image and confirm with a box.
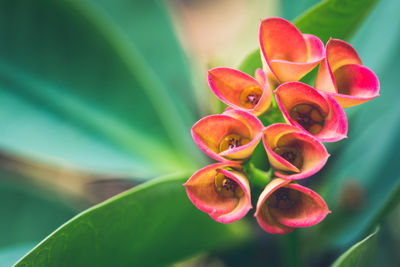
[268,187,300,210]
[273,146,303,169]
[240,86,263,108]
[219,134,251,152]
[214,173,244,198]
[289,104,324,134]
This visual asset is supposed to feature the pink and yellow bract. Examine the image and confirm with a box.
[255,178,330,234]
[259,17,324,83]
[262,123,329,180]
[184,163,252,223]
[315,39,380,108]
[208,68,272,116]
[191,109,263,162]
[275,82,348,142]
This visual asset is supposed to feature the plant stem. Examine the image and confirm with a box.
[244,162,274,189]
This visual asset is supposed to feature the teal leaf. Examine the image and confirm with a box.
[365,181,400,234]
[0,0,203,178]
[0,243,34,267]
[0,171,76,248]
[331,228,379,267]
[15,173,250,267]
[294,0,380,43]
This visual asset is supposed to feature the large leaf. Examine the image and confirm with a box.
[238,0,379,74]
[331,228,379,267]
[0,0,203,179]
[15,173,250,266]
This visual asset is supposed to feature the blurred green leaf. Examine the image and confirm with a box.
[281,0,320,21]
[0,243,34,267]
[365,180,400,234]
[0,0,203,179]
[0,173,76,248]
[15,173,250,267]
[331,228,379,267]
[238,50,261,75]
[237,0,379,76]
[294,0,379,43]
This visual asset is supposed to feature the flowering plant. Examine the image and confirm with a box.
[6,1,397,266]
[185,17,379,234]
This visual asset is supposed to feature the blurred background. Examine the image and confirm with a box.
[0,0,399,266]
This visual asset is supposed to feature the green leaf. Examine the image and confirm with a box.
[294,0,379,44]
[15,173,250,267]
[331,228,379,267]
[0,0,203,178]
[237,0,380,74]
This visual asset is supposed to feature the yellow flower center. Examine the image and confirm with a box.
[219,134,251,152]
[214,172,244,198]
[268,187,300,210]
[289,104,325,135]
[273,146,303,169]
[240,86,263,109]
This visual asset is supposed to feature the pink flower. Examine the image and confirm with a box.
[275,82,348,142]
[208,68,272,116]
[263,123,329,180]
[184,163,252,223]
[191,109,264,162]
[259,17,324,83]
[255,178,330,234]
[315,39,380,108]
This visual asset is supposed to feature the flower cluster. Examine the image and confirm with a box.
[184,17,379,234]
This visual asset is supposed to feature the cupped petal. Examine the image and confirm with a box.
[255,178,329,233]
[219,109,264,160]
[304,34,324,62]
[329,64,380,108]
[260,17,307,63]
[263,124,329,180]
[262,124,301,173]
[184,163,252,223]
[269,59,320,83]
[269,183,330,228]
[207,67,272,115]
[260,18,323,82]
[315,39,379,108]
[209,168,252,223]
[253,68,273,115]
[325,38,362,72]
[191,109,263,162]
[275,82,348,142]
[255,178,294,234]
[316,94,348,142]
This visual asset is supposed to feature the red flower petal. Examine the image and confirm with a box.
[275,82,348,142]
[184,163,252,223]
[260,17,323,82]
[315,39,379,108]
